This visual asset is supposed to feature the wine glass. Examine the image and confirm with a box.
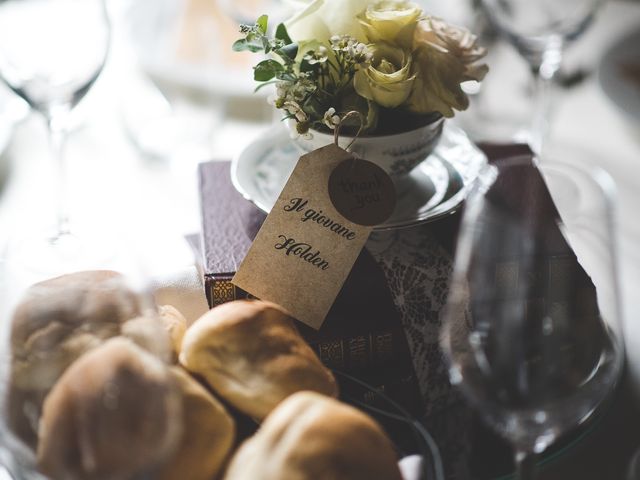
[0,0,110,279]
[440,156,624,479]
[479,0,605,155]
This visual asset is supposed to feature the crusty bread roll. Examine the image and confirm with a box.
[157,367,235,480]
[224,391,403,480]
[8,271,143,448]
[37,338,182,480]
[180,300,338,420]
[121,315,172,363]
[157,305,187,361]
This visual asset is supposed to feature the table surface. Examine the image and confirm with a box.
[1,1,640,478]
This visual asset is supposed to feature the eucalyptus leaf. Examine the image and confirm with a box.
[275,23,292,44]
[257,15,268,34]
[254,59,284,81]
[232,39,247,52]
[278,43,298,61]
[246,42,265,53]
[254,68,275,82]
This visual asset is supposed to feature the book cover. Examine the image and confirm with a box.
[198,161,264,307]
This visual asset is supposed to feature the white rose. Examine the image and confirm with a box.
[285,0,371,43]
[354,42,416,108]
[358,0,422,47]
[407,16,488,117]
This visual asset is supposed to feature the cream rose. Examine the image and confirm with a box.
[358,0,422,47]
[407,16,488,117]
[354,42,416,108]
[285,0,370,43]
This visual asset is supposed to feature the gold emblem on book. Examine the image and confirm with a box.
[212,280,237,306]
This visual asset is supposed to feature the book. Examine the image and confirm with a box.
[197,161,264,307]
[196,161,422,416]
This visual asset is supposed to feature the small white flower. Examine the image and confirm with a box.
[330,34,357,53]
[286,118,312,140]
[284,101,308,123]
[322,107,341,129]
[276,81,289,98]
[289,75,317,102]
[350,42,373,68]
[303,45,329,65]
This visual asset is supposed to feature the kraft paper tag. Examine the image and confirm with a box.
[233,144,374,329]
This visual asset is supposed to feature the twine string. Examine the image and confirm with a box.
[333,110,365,152]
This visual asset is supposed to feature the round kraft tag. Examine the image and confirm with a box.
[328,157,396,226]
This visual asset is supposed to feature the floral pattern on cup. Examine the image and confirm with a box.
[294,116,445,178]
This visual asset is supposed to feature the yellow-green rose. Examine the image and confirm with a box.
[407,16,489,117]
[354,42,415,108]
[357,0,422,48]
[285,0,370,43]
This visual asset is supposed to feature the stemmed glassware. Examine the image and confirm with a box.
[480,0,605,155]
[0,0,110,279]
[441,156,624,479]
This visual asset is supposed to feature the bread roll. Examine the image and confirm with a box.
[37,338,182,480]
[157,305,187,361]
[8,271,143,448]
[121,315,172,363]
[157,367,235,480]
[180,300,337,420]
[224,391,403,480]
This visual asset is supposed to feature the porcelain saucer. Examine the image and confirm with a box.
[231,123,487,230]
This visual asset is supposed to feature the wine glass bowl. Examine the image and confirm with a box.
[0,0,110,118]
[480,0,603,61]
[479,0,605,154]
[0,0,111,280]
[441,156,624,478]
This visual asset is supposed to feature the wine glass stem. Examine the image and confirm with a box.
[46,114,70,241]
[515,449,537,480]
[530,37,563,158]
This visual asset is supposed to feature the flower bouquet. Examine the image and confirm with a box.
[233,0,488,140]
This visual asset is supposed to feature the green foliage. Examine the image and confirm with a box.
[275,23,292,44]
[254,59,284,81]
[233,16,375,134]
[256,14,268,34]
